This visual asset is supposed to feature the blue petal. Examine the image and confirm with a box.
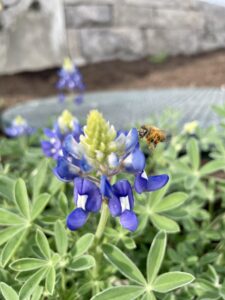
[123,147,145,174]
[72,122,83,142]
[113,180,134,210]
[147,174,169,191]
[74,178,102,213]
[120,210,138,231]
[108,194,122,217]
[53,157,80,182]
[64,134,82,159]
[100,175,112,198]
[67,208,88,231]
[125,128,139,154]
[134,171,148,194]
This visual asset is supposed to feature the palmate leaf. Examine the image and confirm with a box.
[71,233,95,257]
[91,286,145,300]
[0,175,15,202]
[153,192,188,213]
[10,258,48,272]
[19,267,48,300]
[186,138,200,171]
[151,214,180,233]
[200,159,225,176]
[54,220,68,255]
[0,282,19,300]
[45,266,56,295]
[1,229,28,267]
[0,209,25,226]
[141,293,156,300]
[103,244,146,285]
[36,230,51,259]
[31,158,49,200]
[0,226,26,246]
[31,286,43,300]
[14,178,30,220]
[152,272,195,293]
[69,255,95,271]
[31,193,51,221]
[147,231,167,283]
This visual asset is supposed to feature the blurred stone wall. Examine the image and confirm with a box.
[0,0,66,74]
[65,0,225,65]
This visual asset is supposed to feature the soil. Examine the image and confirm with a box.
[1,50,225,109]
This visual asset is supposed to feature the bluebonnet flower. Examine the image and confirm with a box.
[41,110,83,160]
[54,110,169,231]
[5,115,34,138]
[56,57,85,104]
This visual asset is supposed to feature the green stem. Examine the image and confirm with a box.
[95,201,109,241]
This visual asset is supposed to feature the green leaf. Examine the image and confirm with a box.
[1,229,27,267]
[10,258,47,271]
[123,237,136,250]
[0,282,19,300]
[36,230,51,259]
[141,293,156,300]
[0,226,25,246]
[151,214,180,233]
[69,255,95,271]
[31,286,43,300]
[54,220,68,255]
[14,178,30,219]
[0,209,25,225]
[31,193,51,220]
[187,138,200,170]
[150,183,170,210]
[32,159,49,200]
[91,286,145,300]
[152,272,195,293]
[71,233,94,257]
[45,266,56,295]
[103,244,146,285]
[200,160,225,176]
[0,175,15,202]
[147,231,167,283]
[19,267,48,300]
[153,193,188,213]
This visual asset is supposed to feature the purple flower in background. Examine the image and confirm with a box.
[4,115,34,138]
[56,57,85,104]
[41,110,83,160]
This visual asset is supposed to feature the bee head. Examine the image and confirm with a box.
[138,125,148,138]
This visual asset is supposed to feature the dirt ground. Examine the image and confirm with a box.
[1,50,225,109]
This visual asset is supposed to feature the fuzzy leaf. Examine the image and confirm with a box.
[187,138,200,170]
[31,286,43,300]
[0,209,25,225]
[153,193,188,213]
[0,175,15,202]
[200,160,225,176]
[36,230,51,259]
[141,293,156,300]
[14,178,30,219]
[45,266,56,295]
[103,244,146,285]
[0,282,19,300]
[147,231,167,283]
[0,226,25,246]
[31,193,51,220]
[72,233,94,257]
[54,220,68,255]
[10,258,47,272]
[69,255,95,271]
[32,159,49,200]
[91,286,145,300]
[151,214,180,233]
[1,229,27,267]
[19,267,48,300]
[152,272,195,293]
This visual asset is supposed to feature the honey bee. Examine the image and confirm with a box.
[138,125,166,149]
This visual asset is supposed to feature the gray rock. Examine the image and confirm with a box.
[124,0,198,9]
[67,29,87,65]
[80,28,146,62]
[115,4,153,27]
[146,29,200,55]
[0,0,66,74]
[65,4,112,28]
[151,9,205,30]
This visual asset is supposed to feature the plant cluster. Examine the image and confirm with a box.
[0,103,225,300]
